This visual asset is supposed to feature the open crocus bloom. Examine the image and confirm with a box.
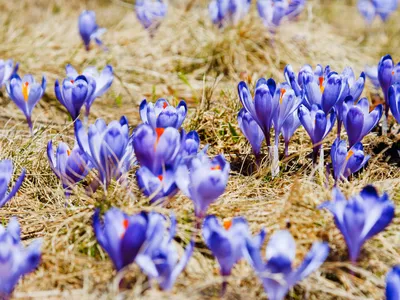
[135,0,167,36]
[319,185,395,263]
[133,124,181,174]
[209,0,251,28]
[66,64,113,119]
[388,83,400,123]
[47,141,91,197]
[54,75,96,120]
[78,10,106,51]
[136,213,194,291]
[202,215,251,277]
[341,97,382,147]
[6,74,46,133]
[243,230,329,300]
[175,154,230,219]
[386,265,400,300]
[75,117,134,190]
[330,138,370,183]
[0,59,18,88]
[139,98,187,129]
[93,208,156,271]
[0,218,42,298]
[0,160,25,208]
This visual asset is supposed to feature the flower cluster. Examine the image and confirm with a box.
[358,0,398,24]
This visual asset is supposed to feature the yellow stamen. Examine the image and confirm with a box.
[346,150,354,161]
[280,88,286,104]
[211,165,221,171]
[22,82,29,102]
[67,149,71,156]
[319,76,325,94]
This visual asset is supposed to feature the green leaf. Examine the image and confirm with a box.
[228,123,239,142]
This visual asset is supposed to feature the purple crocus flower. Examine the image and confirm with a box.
[298,104,336,164]
[388,84,400,123]
[181,130,201,157]
[135,0,167,36]
[136,166,178,205]
[0,160,25,208]
[93,208,153,271]
[285,0,306,20]
[75,117,134,190]
[364,65,380,89]
[243,230,329,300]
[358,0,398,23]
[341,97,382,147]
[175,154,230,219]
[133,124,181,175]
[0,59,18,88]
[0,218,42,298]
[136,213,194,291]
[281,110,301,157]
[54,75,96,120]
[386,265,400,300]
[257,0,288,31]
[238,78,278,147]
[66,64,113,119]
[319,185,395,263]
[330,138,370,183]
[202,215,253,294]
[209,0,252,28]
[237,108,264,163]
[47,141,91,197]
[6,74,46,133]
[78,10,106,51]
[139,98,187,129]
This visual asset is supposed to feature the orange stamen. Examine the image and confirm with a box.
[392,71,395,75]
[280,88,286,104]
[158,175,163,181]
[211,165,221,171]
[346,150,354,161]
[123,219,129,229]
[319,76,325,94]
[223,219,232,230]
[163,102,168,109]
[70,79,74,84]
[22,82,29,102]
[67,149,71,156]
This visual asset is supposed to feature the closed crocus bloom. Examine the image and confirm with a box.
[78,10,106,51]
[175,154,230,219]
[54,75,96,120]
[66,64,113,119]
[341,97,382,147]
[133,124,181,174]
[181,130,201,157]
[0,160,25,208]
[319,185,395,263]
[373,0,398,21]
[135,0,167,36]
[243,230,329,300]
[358,0,377,23]
[75,117,134,190]
[202,216,250,280]
[0,59,18,88]
[298,104,336,164]
[257,0,288,31]
[330,139,370,183]
[303,71,342,114]
[136,214,194,291]
[285,0,306,20]
[284,64,302,97]
[388,84,400,123]
[209,0,251,28]
[378,54,395,119]
[47,141,90,197]
[139,98,187,129]
[93,208,152,271]
[273,86,302,145]
[238,78,278,147]
[136,166,178,204]
[0,218,42,298]
[364,65,380,89]
[6,74,46,133]
[238,108,264,163]
[281,110,301,157]
[386,266,400,300]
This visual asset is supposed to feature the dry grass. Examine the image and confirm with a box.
[0,0,399,299]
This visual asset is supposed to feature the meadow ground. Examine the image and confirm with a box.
[0,0,400,299]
